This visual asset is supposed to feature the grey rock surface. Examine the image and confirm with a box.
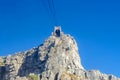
[0,26,119,80]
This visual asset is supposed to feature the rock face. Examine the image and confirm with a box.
[0,26,119,80]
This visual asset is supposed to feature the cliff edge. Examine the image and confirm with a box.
[0,27,119,80]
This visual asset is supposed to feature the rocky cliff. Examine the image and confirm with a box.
[0,27,119,80]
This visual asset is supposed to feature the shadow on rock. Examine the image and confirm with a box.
[17,47,49,77]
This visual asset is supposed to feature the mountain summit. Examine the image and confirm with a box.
[0,27,119,80]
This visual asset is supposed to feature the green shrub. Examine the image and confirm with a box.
[28,74,39,80]
[0,62,5,66]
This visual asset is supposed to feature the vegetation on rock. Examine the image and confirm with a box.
[28,74,39,80]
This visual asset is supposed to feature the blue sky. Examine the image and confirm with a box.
[0,0,120,77]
